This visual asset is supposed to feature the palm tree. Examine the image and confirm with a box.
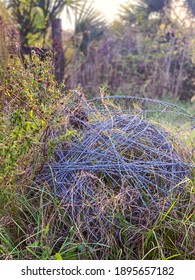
[8,0,80,45]
[8,0,82,83]
[8,0,106,81]
[119,0,170,24]
[135,0,169,16]
[74,2,106,55]
[8,0,43,47]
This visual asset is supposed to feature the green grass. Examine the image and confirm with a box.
[0,174,194,260]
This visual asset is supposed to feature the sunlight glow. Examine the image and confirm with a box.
[93,0,127,22]
[61,0,128,30]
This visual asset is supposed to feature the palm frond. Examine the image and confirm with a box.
[119,1,147,23]
[119,0,170,23]
[75,2,106,40]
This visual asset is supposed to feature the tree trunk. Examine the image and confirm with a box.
[51,18,65,84]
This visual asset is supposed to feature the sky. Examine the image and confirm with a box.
[92,0,127,21]
[61,0,128,30]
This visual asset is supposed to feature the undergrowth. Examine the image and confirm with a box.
[0,177,194,260]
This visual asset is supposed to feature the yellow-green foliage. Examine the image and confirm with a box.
[0,45,62,185]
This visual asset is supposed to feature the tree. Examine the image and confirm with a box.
[8,0,80,83]
[119,0,171,24]
[135,0,169,16]
[75,2,106,55]
[8,0,106,82]
[8,0,45,47]
[51,18,65,83]
[8,0,92,46]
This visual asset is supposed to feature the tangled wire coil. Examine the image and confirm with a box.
[36,94,195,242]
